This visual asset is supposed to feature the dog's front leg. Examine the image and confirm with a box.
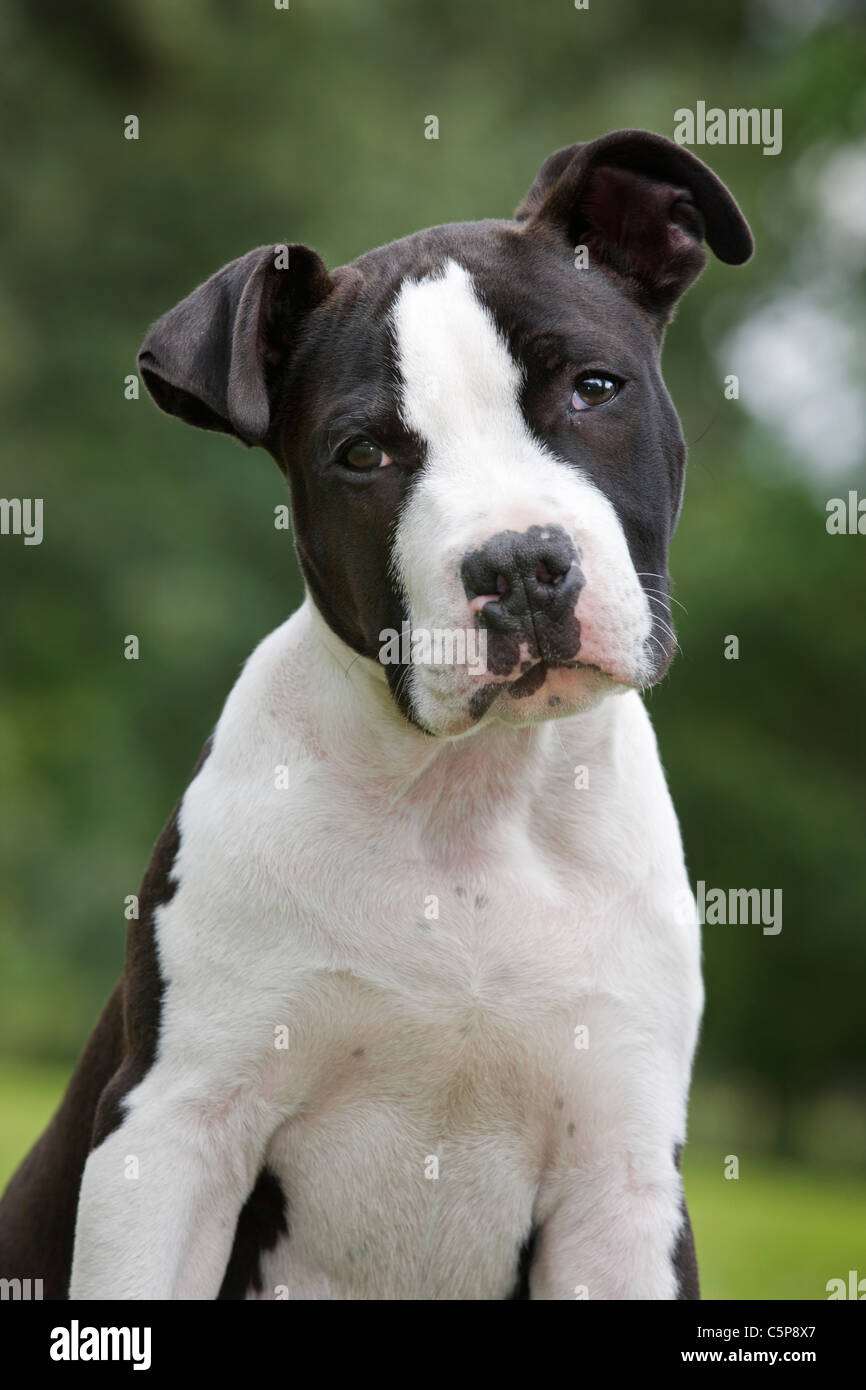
[529,1145,695,1301]
[70,1079,271,1300]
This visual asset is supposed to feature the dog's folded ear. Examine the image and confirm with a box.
[138,244,333,445]
[515,129,753,319]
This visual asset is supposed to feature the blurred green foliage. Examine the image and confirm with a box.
[1,0,864,1193]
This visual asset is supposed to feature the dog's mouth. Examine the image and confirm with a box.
[508,656,605,696]
[468,657,605,721]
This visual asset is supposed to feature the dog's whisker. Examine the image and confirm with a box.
[649,612,678,642]
[643,587,688,615]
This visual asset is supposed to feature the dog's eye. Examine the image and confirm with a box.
[571,374,620,410]
[343,439,392,470]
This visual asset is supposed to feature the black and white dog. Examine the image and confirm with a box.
[0,130,751,1300]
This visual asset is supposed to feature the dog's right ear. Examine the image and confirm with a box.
[138,244,333,446]
[515,130,752,321]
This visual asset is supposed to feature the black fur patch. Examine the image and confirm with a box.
[673,1144,700,1300]
[91,734,214,1146]
[218,1167,290,1300]
[507,1225,539,1299]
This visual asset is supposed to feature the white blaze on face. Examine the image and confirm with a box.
[390,260,653,734]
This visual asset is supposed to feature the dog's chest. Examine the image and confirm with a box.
[205,777,637,1297]
[254,846,595,1299]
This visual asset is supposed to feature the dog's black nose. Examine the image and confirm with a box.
[461,525,584,673]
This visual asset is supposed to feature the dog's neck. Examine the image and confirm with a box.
[297,596,625,828]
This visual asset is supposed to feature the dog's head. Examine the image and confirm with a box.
[139,129,752,737]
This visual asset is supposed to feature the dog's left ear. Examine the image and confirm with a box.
[138,243,334,445]
[515,129,753,320]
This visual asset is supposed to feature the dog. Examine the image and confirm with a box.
[0,129,751,1300]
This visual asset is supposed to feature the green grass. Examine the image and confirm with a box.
[1,1061,863,1299]
[682,1149,866,1300]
